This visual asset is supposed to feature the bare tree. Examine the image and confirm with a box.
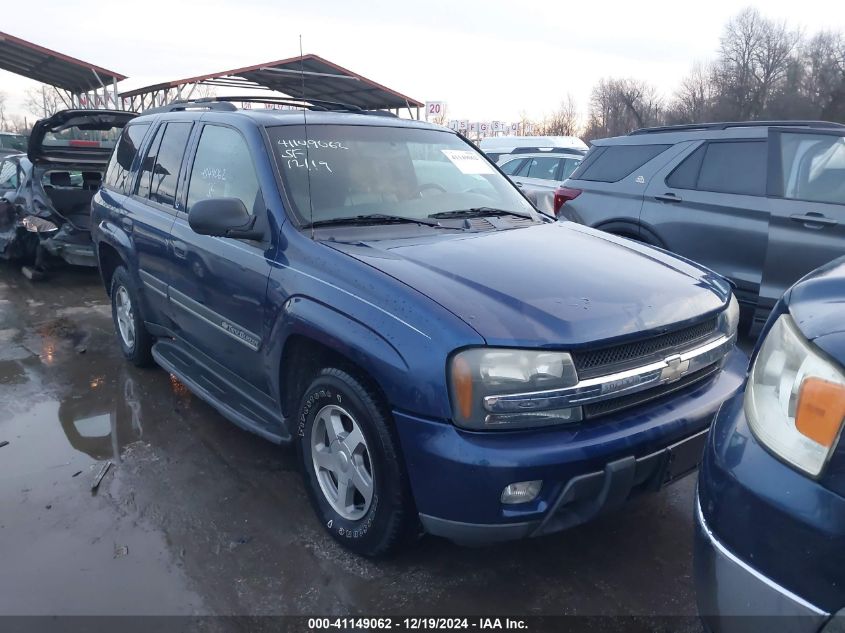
[23,86,66,118]
[0,92,7,131]
[7,115,31,134]
[716,7,765,118]
[754,17,800,113]
[713,7,800,119]
[543,94,580,136]
[802,31,845,120]
[668,62,716,123]
[584,78,664,140]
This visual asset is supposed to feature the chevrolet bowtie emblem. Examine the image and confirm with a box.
[661,354,690,383]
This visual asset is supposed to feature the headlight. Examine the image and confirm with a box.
[22,216,58,233]
[745,314,845,476]
[448,348,580,430]
[718,294,740,339]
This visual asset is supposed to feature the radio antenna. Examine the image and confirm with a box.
[299,34,315,238]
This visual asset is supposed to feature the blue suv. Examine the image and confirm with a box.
[695,256,845,631]
[92,97,745,556]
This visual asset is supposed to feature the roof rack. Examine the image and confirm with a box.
[143,95,374,115]
[629,120,845,135]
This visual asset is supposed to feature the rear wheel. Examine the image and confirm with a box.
[297,367,414,557]
[110,266,154,367]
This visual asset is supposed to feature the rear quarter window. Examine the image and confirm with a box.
[570,144,671,182]
[667,140,767,196]
[104,123,151,193]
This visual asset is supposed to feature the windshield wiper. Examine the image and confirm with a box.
[307,213,447,228]
[428,207,534,220]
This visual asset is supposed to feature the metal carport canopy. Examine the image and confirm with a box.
[0,31,127,93]
[120,54,423,110]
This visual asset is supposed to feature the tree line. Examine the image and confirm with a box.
[539,7,845,141]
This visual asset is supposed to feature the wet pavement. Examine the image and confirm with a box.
[0,263,732,626]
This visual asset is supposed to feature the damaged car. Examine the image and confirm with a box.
[0,109,135,278]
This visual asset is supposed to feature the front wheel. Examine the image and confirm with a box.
[297,368,415,557]
[110,266,154,367]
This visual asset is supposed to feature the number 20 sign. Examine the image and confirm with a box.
[425,101,445,120]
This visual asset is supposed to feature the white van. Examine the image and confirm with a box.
[479,136,589,163]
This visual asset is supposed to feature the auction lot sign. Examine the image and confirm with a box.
[425,101,446,120]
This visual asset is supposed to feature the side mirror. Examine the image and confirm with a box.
[188,198,264,240]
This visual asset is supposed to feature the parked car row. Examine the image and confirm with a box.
[4,104,843,629]
[498,151,583,213]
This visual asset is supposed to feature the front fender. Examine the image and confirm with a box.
[265,296,417,419]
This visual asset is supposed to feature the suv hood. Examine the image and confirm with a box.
[28,109,137,166]
[785,255,845,350]
[326,222,730,348]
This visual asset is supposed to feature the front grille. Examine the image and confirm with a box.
[572,316,718,379]
[583,364,719,419]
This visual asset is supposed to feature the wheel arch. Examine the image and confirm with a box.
[97,241,127,297]
[272,298,410,430]
[595,219,666,248]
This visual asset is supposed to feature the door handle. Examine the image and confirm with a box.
[790,213,838,229]
[654,193,683,203]
[172,241,187,258]
[515,182,524,188]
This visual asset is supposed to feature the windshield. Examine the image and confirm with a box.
[268,124,538,226]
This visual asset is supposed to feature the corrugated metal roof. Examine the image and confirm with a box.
[121,54,422,110]
[0,31,126,92]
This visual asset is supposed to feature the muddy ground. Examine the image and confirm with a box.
[0,263,743,629]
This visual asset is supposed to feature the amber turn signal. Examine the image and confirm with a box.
[796,377,845,448]
[451,355,474,421]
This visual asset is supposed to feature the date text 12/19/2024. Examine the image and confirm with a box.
[307,618,528,630]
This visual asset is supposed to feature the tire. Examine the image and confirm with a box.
[110,265,154,367]
[297,367,415,557]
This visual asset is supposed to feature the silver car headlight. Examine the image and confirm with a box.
[718,294,740,340]
[448,348,580,430]
[22,216,58,233]
[745,314,845,476]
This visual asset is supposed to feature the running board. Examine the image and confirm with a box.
[152,339,290,444]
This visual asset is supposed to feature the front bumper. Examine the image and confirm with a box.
[694,495,829,632]
[695,390,845,619]
[395,347,747,544]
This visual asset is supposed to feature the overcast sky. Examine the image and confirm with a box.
[3,0,844,125]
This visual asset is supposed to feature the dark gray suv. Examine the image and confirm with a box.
[560,121,845,332]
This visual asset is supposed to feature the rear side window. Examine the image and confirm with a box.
[559,157,582,180]
[186,125,260,215]
[697,141,766,196]
[571,144,670,182]
[525,156,560,180]
[668,141,766,196]
[136,122,192,206]
[499,158,526,175]
[104,123,150,193]
[779,132,845,205]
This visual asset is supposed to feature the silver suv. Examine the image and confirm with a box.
[560,121,845,332]
[499,151,582,214]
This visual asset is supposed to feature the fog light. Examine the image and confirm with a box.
[501,480,542,504]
